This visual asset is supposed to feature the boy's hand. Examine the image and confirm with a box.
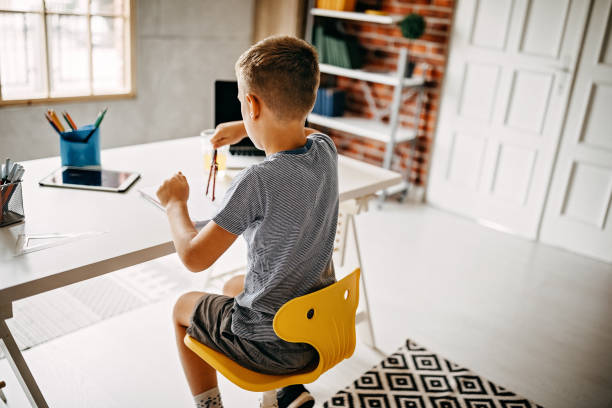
[156,172,189,208]
[210,121,247,148]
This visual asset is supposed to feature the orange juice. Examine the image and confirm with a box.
[201,129,229,175]
[203,150,227,172]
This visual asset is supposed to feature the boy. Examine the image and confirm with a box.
[156,36,338,408]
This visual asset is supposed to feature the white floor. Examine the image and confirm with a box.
[0,203,611,408]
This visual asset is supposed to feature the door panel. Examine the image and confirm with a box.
[505,69,554,133]
[490,144,537,205]
[471,0,513,49]
[579,83,612,149]
[519,0,570,57]
[541,0,612,262]
[428,0,590,238]
[446,132,487,190]
[458,63,500,121]
[561,162,612,228]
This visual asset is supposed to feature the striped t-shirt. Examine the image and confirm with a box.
[213,133,339,342]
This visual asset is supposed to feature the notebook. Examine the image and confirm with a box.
[139,185,218,229]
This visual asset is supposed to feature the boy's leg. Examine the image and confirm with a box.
[173,291,218,395]
[222,274,245,297]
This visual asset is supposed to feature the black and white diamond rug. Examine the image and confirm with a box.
[324,339,543,408]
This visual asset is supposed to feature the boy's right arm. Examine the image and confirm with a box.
[211,120,248,148]
[211,120,324,148]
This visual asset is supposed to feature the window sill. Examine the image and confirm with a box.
[0,92,136,107]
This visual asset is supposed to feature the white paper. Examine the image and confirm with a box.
[139,185,218,227]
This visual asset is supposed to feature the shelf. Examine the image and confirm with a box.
[310,8,404,24]
[319,63,424,87]
[308,113,416,143]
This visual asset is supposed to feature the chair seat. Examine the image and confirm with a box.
[184,335,321,392]
[184,269,361,392]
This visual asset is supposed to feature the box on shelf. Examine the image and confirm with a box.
[316,0,356,11]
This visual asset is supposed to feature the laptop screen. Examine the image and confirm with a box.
[214,80,264,155]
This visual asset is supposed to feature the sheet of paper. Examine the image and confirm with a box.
[139,185,219,226]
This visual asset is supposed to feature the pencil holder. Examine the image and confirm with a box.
[0,182,25,227]
[60,124,101,167]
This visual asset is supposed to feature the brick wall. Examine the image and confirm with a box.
[318,0,455,188]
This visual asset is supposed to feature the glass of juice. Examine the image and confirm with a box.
[201,129,229,175]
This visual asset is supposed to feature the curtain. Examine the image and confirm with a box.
[253,0,307,42]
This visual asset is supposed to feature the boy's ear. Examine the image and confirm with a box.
[245,93,261,120]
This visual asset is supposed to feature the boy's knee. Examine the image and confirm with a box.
[173,291,203,326]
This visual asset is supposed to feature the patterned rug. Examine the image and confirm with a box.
[324,339,543,408]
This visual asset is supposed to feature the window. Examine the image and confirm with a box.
[0,0,133,105]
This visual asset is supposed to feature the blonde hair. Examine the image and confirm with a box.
[236,36,320,121]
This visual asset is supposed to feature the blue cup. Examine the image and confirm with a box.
[60,124,101,167]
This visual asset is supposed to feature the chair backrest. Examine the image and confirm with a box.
[273,268,360,378]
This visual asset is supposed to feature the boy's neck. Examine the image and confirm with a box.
[259,120,309,156]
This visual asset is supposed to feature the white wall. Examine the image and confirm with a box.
[0,0,254,161]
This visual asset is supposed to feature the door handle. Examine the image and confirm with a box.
[547,55,574,74]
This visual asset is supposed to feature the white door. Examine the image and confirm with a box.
[427,0,590,238]
[540,0,612,262]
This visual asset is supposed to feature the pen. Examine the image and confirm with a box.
[62,111,77,131]
[6,163,19,183]
[0,162,24,211]
[1,183,14,213]
[12,167,25,183]
[3,159,11,183]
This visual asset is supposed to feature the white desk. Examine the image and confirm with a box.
[0,136,401,407]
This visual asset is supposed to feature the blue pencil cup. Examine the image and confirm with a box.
[60,124,101,167]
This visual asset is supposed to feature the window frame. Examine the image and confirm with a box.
[0,0,136,106]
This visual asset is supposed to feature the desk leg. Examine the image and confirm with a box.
[0,305,49,408]
[349,214,379,351]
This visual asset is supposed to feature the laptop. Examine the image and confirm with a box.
[214,80,265,169]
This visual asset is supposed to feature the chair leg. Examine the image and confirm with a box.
[260,390,278,408]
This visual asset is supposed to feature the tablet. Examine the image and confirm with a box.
[39,167,140,192]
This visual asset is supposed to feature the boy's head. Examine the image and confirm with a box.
[235,36,319,146]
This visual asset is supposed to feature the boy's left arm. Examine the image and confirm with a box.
[157,172,238,272]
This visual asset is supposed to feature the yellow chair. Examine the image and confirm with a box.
[184,268,360,397]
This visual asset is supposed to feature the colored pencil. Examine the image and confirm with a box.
[47,109,65,132]
[63,111,77,130]
[44,113,62,135]
[93,107,108,128]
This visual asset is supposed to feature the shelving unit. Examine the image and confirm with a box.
[305,1,425,195]
[319,63,424,87]
[308,113,416,143]
[310,7,405,24]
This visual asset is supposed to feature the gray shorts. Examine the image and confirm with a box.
[186,293,318,375]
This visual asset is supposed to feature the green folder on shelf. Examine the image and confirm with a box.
[313,24,363,69]
[315,25,326,64]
